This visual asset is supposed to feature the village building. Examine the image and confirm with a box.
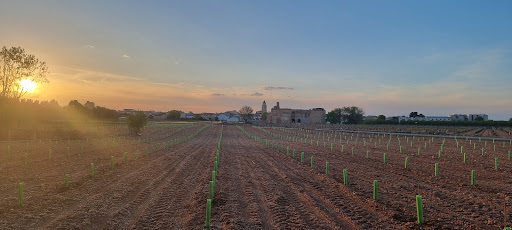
[266,102,325,125]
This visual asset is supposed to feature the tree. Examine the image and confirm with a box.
[377,115,386,121]
[92,106,119,120]
[474,116,484,121]
[0,46,49,99]
[193,114,205,120]
[340,106,364,124]
[127,111,148,135]
[166,110,182,120]
[238,106,253,122]
[261,112,269,121]
[326,108,342,124]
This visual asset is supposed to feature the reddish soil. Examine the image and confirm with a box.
[228,126,512,229]
[0,123,218,229]
[2,123,512,229]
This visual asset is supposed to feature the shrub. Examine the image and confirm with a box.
[127,111,148,135]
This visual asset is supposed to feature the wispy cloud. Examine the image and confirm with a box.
[262,86,294,91]
[452,48,507,80]
[211,93,224,96]
[251,92,264,96]
[122,54,130,58]
[82,44,95,48]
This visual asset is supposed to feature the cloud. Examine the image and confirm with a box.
[122,54,130,58]
[262,86,294,91]
[251,92,264,96]
[211,93,224,96]
[82,44,95,48]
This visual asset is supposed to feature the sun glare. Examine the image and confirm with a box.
[19,79,37,92]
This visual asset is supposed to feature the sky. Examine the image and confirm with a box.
[1,1,511,120]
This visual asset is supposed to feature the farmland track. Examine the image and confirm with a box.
[214,126,399,229]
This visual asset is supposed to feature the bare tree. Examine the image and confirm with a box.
[238,106,253,122]
[0,46,49,99]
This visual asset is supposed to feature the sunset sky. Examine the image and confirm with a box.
[1,1,511,120]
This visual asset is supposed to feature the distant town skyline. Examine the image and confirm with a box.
[1,1,511,120]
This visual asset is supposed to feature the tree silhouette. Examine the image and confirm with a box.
[238,106,253,122]
[166,110,182,120]
[127,111,148,135]
[0,46,49,99]
[340,106,365,124]
[326,108,342,124]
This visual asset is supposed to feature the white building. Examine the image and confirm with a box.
[227,116,240,122]
[399,116,426,121]
[426,116,452,121]
[468,114,488,121]
[217,114,229,121]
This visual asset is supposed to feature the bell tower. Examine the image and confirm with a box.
[262,101,267,113]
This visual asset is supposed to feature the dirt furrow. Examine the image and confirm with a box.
[39,125,218,229]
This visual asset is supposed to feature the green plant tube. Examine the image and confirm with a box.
[383,153,387,164]
[471,170,475,185]
[435,163,439,177]
[416,195,424,224]
[90,163,95,178]
[301,152,304,163]
[373,180,378,201]
[509,150,511,160]
[405,157,409,169]
[482,148,485,156]
[65,174,69,188]
[212,171,216,188]
[331,143,333,151]
[463,153,466,164]
[366,150,369,158]
[18,182,24,207]
[205,199,212,228]
[311,156,314,168]
[438,150,441,159]
[111,156,114,170]
[341,145,344,152]
[495,157,498,170]
[209,181,214,200]
[293,149,296,159]
[343,169,348,186]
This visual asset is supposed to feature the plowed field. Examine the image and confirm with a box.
[2,123,512,229]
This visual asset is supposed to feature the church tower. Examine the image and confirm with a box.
[262,101,267,113]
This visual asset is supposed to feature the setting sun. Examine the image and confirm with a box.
[19,79,37,92]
